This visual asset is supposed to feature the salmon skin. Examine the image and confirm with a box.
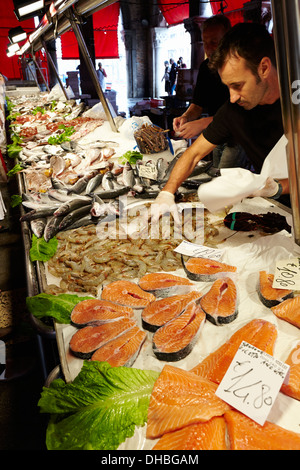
[182,255,237,282]
[225,410,300,450]
[69,317,137,359]
[271,296,300,329]
[146,364,231,439]
[152,302,206,362]
[70,298,134,328]
[141,291,202,332]
[138,272,193,298]
[281,342,300,401]
[190,319,277,384]
[101,280,155,308]
[152,416,227,450]
[91,325,147,367]
[258,271,293,307]
[200,277,238,325]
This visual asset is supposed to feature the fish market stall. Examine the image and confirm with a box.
[6,87,300,450]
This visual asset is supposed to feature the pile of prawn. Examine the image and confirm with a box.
[46,209,220,296]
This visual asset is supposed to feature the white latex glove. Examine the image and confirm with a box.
[151,190,180,225]
[250,177,280,198]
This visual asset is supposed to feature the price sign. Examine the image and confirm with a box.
[216,341,290,425]
[174,240,223,260]
[137,163,158,181]
[272,257,300,290]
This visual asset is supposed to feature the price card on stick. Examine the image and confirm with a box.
[216,341,290,426]
[272,257,300,290]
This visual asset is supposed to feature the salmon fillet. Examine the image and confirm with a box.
[190,319,278,384]
[200,277,238,325]
[183,256,236,281]
[152,302,206,361]
[69,317,137,359]
[138,272,193,297]
[101,280,155,308]
[281,342,300,401]
[152,416,227,450]
[258,271,293,307]
[271,296,300,329]
[225,410,300,450]
[70,298,134,327]
[91,325,147,367]
[146,364,231,439]
[141,290,202,332]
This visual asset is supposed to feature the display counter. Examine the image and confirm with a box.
[6,90,300,451]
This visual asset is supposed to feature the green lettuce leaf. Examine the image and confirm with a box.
[26,293,93,324]
[29,234,58,262]
[38,361,159,450]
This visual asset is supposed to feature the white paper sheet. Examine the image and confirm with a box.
[198,135,288,212]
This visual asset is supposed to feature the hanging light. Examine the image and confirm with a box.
[13,0,45,21]
[8,26,27,44]
[6,42,20,57]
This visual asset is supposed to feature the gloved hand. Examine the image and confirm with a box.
[151,190,180,225]
[250,177,281,199]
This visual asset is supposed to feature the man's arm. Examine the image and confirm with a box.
[176,116,213,139]
[173,103,203,132]
[162,134,216,194]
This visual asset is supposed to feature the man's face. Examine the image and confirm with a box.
[219,55,268,110]
[203,25,226,59]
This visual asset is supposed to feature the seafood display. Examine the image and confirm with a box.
[7,92,300,451]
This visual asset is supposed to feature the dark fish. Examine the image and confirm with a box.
[93,186,130,199]
[181,173,212,189]
[44,215,64,242]
[58,204,92,231]
[68,171,98,195]
[61,214,95,231]
[20,207,57,222]
[51,177,69,190]
[85,173,103,195]
[30,218,47,238]
[53,197,92,217]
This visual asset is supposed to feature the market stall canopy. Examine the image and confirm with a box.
[60,1,119,59]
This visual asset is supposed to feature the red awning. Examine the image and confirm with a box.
[158,0,189,26]
[210,0,245,26]
[0,0,35,79]
[60,2,120,60]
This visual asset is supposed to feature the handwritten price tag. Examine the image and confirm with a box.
[272,257,300,290]
[136,163,158,181]
[174,240,223,260]
[216,341,290,426]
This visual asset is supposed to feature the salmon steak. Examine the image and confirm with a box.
[258,271,293,307]
[280,342,300,401]
[146,364,231,439]
[191,319,277,384]
[182,256,237,282]
[101,280,155,308]
[69,317,137,359]
[225,410,300,450]
[200,277,238,325]
[152,416,227,450]
[141,291,202,332]
[91,325,147,367]
[271,296,300,328]
[70,298,134,328]
[152,302,205,361]
[138,272,193,298]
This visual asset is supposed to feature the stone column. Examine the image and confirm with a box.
[184,16,205,71]
[152,27,169,98]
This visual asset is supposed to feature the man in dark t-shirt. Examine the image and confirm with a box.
[173,16,249,169]
[155,23,289,211]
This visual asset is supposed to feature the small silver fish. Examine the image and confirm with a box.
[30,218,47,238]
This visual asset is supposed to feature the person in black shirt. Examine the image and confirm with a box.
[173,15,249,169]
[155,22,289,211]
